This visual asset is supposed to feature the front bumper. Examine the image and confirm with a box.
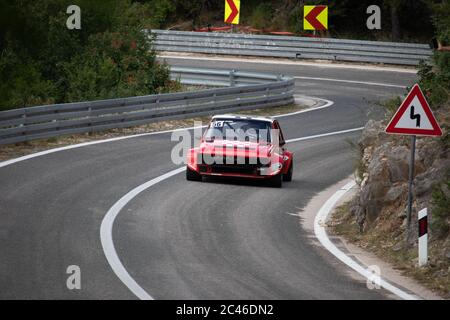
[188,162,282,179]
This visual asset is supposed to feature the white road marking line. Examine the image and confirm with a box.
[276,97,334,118]
[286,127,364,143]
[293,76,407,88]
[159,55,418,74]
[286,212,302,217]
[100,166,186,300]
[0,126,203,169]
[313,180,419,300]
[99,126,365,300]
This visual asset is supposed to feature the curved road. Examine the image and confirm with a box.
[0,57,417,299]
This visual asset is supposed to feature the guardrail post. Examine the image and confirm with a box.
[230,70,236,87]
[21,110,26,137]
[88,105,93,134]
[54,109,59,132]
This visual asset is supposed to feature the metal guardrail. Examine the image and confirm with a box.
[151,29,433,66]
[0,67,294,145]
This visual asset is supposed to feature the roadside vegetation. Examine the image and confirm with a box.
[144,0,435,42]
[0,0,444,112]
[329,2,450,298]
[0,0,173,111]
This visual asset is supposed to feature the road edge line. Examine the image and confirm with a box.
[159,54,418,74]
[313,180,420,300]
[293,76,407,88]
[100,167,186,300]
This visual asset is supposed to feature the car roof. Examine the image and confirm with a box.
[211,114,275,123]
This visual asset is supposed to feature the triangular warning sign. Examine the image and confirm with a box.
[385,84,442,137]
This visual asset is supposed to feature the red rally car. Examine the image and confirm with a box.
[186,115,294,187]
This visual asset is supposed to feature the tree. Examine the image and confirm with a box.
[0,0,171,110]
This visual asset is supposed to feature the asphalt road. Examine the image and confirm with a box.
[0,57,417,299]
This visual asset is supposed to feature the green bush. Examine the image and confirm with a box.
[287,5,304,34]
[416,1,450,108]
[249,3,273,30]
[0,0,172,111]
[431,174,450,239]
[63,25,170,102]
[0,50,56,110]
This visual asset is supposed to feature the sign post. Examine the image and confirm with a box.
[385,84,442,243]
[407,135,416,229]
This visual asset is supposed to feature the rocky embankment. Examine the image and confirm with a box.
[351,119,449,238]
[339,104,449,297]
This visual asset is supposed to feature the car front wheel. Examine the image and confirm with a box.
[283,162,293,182]
[270,172,283,188]
[186,166,202,181]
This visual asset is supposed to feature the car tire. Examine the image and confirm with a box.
[186,166,202,181]
[283,162,293,182]
[270,172,283,188]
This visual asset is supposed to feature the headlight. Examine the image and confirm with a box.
[271,163,283,171]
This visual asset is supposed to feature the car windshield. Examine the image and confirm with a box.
[204,119,272,143]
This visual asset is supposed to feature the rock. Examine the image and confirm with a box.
[397,208,407,219]
[415,159,450,197]
[416,139,442,167]
[360,120,381,147]
[356,212,365,232]
[385,146,410,182]
[360,120,391,148]
[363,147,373,163]
[361,172,369,187]
[359,181,388,211]
[365,201,383,223]
[446,250,450,261]
[386,184,407,202]
[401,217,408,229]
[388,159,409,182]
[367,153,389,180]
[350,203,363,217]
[441,183,450,199]
[369,180,390,199]
[392,241,404,252]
